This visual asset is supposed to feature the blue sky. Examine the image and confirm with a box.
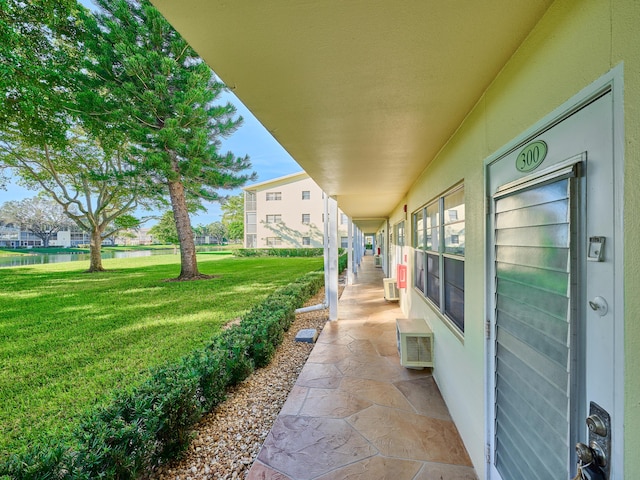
[0,1,302,227]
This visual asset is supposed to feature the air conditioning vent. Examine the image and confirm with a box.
[374,255,382,267]
[383,278,399,301]
[396,318,433,369]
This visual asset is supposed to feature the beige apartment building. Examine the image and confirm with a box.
[243,172,349,249]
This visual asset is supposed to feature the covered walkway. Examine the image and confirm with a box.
[248,255,477,479]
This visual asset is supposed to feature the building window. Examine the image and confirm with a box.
[412,184,465,333]
[302,213,310,224]
[266,237,282,246]
[245,191,256,211]
[341,236,348,248]
[266,214,282,224]
[340,213,348,225]
[302,190,310,200]
[302,236,311,246]
[246,212,257,234]
[266,191,282,201]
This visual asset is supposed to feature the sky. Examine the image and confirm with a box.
[0,1,302,227]
[0,91,302,227]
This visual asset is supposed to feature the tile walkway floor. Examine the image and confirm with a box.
[247,255,478,480]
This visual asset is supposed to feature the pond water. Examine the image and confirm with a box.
[0,248,182,268]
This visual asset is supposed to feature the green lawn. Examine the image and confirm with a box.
[0,254,322,455]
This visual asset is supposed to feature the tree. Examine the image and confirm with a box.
[0,128,144,271]
[0,196,72,247]
[221,194,244,243]
[149,211,179,245]
[0,0,87,145]
[208,221,227,245]
[83,0,256,280]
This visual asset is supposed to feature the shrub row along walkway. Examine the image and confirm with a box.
[143,287,332,480]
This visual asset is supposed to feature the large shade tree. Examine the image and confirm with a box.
[0,195,73,247]
[0,0,86,145]
[83,0,255,280]
[0,129,144,271]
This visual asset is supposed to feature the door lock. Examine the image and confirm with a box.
[586,414,608,437]
[576,402,611,479]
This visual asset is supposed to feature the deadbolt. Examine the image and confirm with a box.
[587,414,608,437]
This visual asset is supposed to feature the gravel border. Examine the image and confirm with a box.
[143,287,335,480]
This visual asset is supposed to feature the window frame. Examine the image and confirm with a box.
[265,236,282,246]
[266,191,282,201]
[412,184,465,335]
[302,190,310,200]
[301,213,310,224]
[265,214,282,224]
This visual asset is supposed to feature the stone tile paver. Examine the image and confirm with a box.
[247,256,477,480]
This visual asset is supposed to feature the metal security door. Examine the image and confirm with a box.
[486,86,621,479]
[492,168,579,479]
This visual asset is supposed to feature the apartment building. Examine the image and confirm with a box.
[243,172,348,248]
[153,2,640,477]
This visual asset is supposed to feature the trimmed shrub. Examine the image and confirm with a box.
[234,248,345,258]
[1,270,326,479]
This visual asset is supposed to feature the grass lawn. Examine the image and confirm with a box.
[0,253,323,456]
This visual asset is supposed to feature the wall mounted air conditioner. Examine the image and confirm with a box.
[396,318,434,369]
[374,255,382,267]
[383,278,399,301]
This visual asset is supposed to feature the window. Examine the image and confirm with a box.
[245,191,256,211]
[265,214,282,224]
[340,213,348,225]
[302,236,311,246]
[302,213,310,224]
[341,236,348,248]
[266,237,282,246]
[246,212,257,234]
[413,185,465,333]
[266,191,282,201]
[302,190,310,200]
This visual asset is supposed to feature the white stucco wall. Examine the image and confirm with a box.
[383,0,640,477]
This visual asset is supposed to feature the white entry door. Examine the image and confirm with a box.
[486,88,621,479]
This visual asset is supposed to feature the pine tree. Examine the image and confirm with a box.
[83,0,255,279]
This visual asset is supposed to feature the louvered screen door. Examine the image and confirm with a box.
[493,173,577,480]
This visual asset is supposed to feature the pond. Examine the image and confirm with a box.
[0,248,182,268]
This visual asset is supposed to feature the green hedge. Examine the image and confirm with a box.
[0,271,325,480]
[234,247,346,258]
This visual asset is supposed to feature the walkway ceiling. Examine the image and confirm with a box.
[151,0,553,232]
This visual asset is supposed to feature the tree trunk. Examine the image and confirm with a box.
[168,179,200,279]
[88,227,105,272]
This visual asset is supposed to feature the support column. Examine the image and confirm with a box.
[327,197,339,320]
[347,218,354,285]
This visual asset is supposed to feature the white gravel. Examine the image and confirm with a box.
[143,287,334,480]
